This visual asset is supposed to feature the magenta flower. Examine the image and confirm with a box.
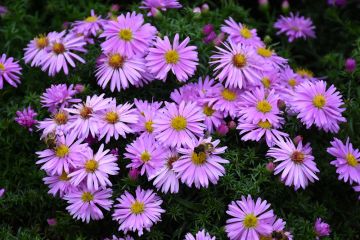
[112,187,165,236]
[43,171,76,197]
[225,195,274,240]
[100,12,157,56]
[97,101,138,143]
[146,34,199,82]
[72,10,106,37]
[69,144,119,190]
[327,137,360,184]
[314,218,331,238]
[203,24,214,35]
[140,0,182,17]
[221,17,263,46]
[185,229,216,240]
[15,106,38,131]
[345,58,356,72]
[0,5,8,16]
[36,132,89,175]
[0,53,22,89]
[173,137,229,188]
[267,137,319,190]
[41,84,80,112]
[210,40,264,89]
[131,100,162,135]
[153,101,205,148]
[24,33,55,67]
[0,188,5,198]
[205,86,241,118]
[64,186,113,223]
[291,80,346,133]
[95,51,146,92]
[66,94,112,139]
[41,31,86,76]
[37,110,73,138]
[125,134,167,178]
[274,12,316,42]
[149,150,180,193]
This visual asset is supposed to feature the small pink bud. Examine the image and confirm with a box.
[110,4,120,12]
[74,84,85,93]
[345,58,356,72]
[128,168,140,181]
[314,218,331,237]
[47,218,57,226]
[216,123,229,136]
[193,7,201,14]
[202,24,214,35]
[293,135,303,146]
[203,31,217,44]
[201,3,209,12]
[227,120,237,130]
[259,0,269,10]
[0,188,5,198]
[266,162,275,172]
[281,0,289,13]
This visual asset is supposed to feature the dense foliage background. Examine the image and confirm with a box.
[1,0,360,239]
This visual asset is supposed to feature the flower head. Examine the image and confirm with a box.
[185,229,216,240]
[15,106,38,131]
[314,218,331,238]
[345,58,356,72]
[43,171,76,197]
[37,110,73,138]
[72,10,106,37]
[41,84,80,112]
[24,32,55,67]
[140,0,182,17]
[0,53,22,89]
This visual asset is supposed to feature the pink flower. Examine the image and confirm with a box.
[314,218,331,238]
[15,106,38,131]
[0,188,5,198]
[47,218,57,226]
[72,10,106,37]
[43,171,76,197]
[37,110,73,138]
[41,84,80,113]
[140,0,182,17]
[24,33,54,67]
[0,53,22,89]
[185,229,215,240]
[345,58,356,72]
[128,168,140,181]
[216,123,229,136]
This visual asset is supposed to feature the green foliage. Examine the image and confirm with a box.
[1,0,360,239]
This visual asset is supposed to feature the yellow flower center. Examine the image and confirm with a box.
[257,120,272,129]
[85,15,97,22]
[296,68,313,78]
[119,28,133,41]
[222,89,237,101]
[191,152,207,165]
[0,63,5,71]
[261,77,271,88]
[36,35,48,49]
[140,151,151,162]
[85,159,99,173]
[108,54,124,68]
[256,100,272,113]
[52,42,65,54]
[54,111,68,125]
[346,153,358,167]
[243,214,258,228]
[312,95,326,109]
[164,50,180,64]
[59,171,70,181]
[259,236,272,240]
[167,155,179,169]
[171,116,187,131]
[240,27,252,39]
[291,151,305,164]
[288,78,297,87]
[130,200,145,214]
[203,105,215,116]
[81,192,94,202]
[80,106,93,119]
[257,47,272,58]
[144,121,154,133]
[232,54,247,68]
[105,111,119,124]
[55,144,69,158]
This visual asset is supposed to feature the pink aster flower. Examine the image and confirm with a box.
[112,187,165,236]
[72,10,106,37]
[43,171,76,197]
[225,195,274,240]
[140,0,182,17]
[146,34,199,82]
[64,186,113,223]
[95,51,146,92]
[15,106,38,131]
[267,137,319,190]
[255,46,287,68]
[238,87,283,125]
[100,12,157,56]
[149,150,180,194]
[23,33,55,67]
[36,132,89,175]
[201,103,223,133]
[274,12,316,42]
[170,83,199,103]
[41,31,86,76]
[237,118,288,147]
[37,110,73,138]
[69,144,119,190]
[221,17,263,46]
[66,94,112,139]
[205,86,242,118]
[153,101,205,148]
[314,218,331,239]
[41,84,80,112]
[125,134,167,178]
[262,217,293,240]
[131,101,162,136]
[291,80,346,133]
[173,137,229,188]
[0,53,22,89]
[96,101,138,143]
[210,40,264,89]
[327,137,360,184]
[185,229,216,240]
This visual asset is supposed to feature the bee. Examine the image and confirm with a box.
[271,231,289,240]
[194,143,214,154]
[44,132,57,149]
